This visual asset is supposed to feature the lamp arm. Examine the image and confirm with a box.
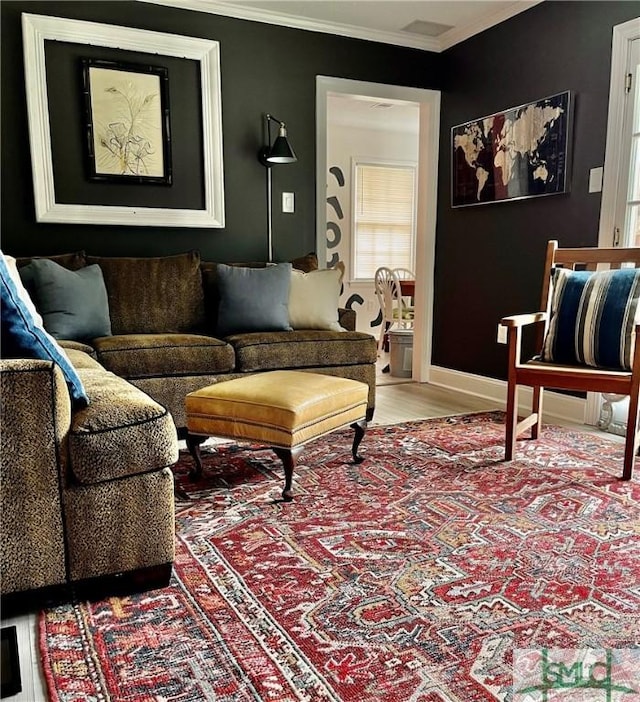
[266,113,286,128]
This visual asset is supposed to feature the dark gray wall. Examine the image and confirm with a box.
[0,0,441,261]
[2,1,638,383]
[435,1,639,380]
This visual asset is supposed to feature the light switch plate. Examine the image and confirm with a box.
[282,192,295,213]
[588,167,603,193]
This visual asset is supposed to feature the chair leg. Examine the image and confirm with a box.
[531,386,543,439]
[623,391,640,480]
[505,379,518,461]
[378,321,390,354]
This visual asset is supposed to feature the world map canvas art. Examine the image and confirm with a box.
[452,91,571,207]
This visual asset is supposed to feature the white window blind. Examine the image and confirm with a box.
[353,162,416,279]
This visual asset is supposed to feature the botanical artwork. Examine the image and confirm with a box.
[452,91,570,207]
[82,59,172,184]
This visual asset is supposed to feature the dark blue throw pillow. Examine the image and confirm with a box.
[0,252,89,407]
[216,263,293,336]
[542,266,640,370]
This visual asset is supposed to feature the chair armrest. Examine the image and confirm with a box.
[501,312,547,328]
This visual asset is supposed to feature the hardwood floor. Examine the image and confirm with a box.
[0,367,617,701]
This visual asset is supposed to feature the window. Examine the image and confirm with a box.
[352,160,416,280]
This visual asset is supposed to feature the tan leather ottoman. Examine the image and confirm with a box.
[184,370,368,500]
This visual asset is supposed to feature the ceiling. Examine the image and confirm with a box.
[328,94,420,133]
[146,0,543,51]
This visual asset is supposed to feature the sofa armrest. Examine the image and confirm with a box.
[338,307,356,332]
[0,359,71,594]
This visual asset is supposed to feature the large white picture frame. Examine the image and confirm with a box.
[22,13,225,228]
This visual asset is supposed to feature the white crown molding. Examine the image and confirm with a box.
[140,0,438,50]
[437,0,544,51]
[140,0,543,53]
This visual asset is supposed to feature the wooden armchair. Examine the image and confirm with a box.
[501,240,640,480]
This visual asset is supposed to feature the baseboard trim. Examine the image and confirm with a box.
[429,366,586,425]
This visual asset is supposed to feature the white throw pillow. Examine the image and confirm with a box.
[288,267,344,331]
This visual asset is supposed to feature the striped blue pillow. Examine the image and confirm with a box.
[541,267,640,370]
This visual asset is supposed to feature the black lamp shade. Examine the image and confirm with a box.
[266,135,297,163]
[265,123,297,164]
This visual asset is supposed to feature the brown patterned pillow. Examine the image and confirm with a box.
[15,251,86,271]
[86,251,205,335]
[291,252,318,273]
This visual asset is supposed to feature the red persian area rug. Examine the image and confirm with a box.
[39,411,640,701]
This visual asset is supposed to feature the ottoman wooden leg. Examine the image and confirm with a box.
[351,419,367,464]
[273,446,303,501]
[186,433,207,481]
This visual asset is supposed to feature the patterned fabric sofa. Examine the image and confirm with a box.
[1,249,377,609]
[0,349,178,612]
[62,250,378,429]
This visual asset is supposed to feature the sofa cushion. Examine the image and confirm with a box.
[228,330,378,372]
[20,259,112,341]
[86,251,205,335]
[69,366,177,484]
[59,339,97,358]
[216,263,292,336]
[0,251,89,407]
[64,347,104,371]
[92,333,235,379]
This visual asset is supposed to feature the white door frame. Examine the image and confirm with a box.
[316,76,441,382]
[598,16,640,248]
[586,17,640,425]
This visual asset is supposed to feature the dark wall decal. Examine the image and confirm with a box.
[345,293,364,310]
[326,221,342,248]
[327,163,346,268]
[326,196,344,220]
[327,251,340,267]
[370,308,382,328]
[329,166,345,187]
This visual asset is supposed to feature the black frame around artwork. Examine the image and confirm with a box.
[451,91,571,208]
[81,58,173,185]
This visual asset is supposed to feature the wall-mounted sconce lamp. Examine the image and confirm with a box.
[258,113,297,262]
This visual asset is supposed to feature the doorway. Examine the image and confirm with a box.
[316,76,441,383]
[587,17,640,431]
